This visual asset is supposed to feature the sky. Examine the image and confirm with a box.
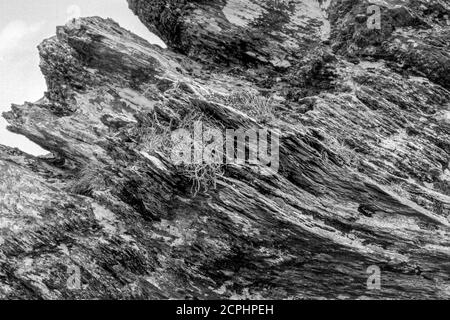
[0,0,164,155]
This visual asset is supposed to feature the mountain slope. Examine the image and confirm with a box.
[0,0,449,299]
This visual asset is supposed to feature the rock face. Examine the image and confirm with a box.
[1,0,449,299]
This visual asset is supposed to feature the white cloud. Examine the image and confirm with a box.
[66,4,82,22]
[0,20,46,59]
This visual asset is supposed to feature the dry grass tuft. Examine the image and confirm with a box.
[208,91,276,123]
[136,107,225,196]
[326,137,360,168]
[69,162,107,196]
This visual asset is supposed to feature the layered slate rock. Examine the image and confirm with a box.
[0,0,449,299]
[329,0,450,89]
[128,0,331,67]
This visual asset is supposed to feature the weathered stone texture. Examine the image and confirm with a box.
[0,0,449,299]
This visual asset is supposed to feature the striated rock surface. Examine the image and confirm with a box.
[0,0,449,299]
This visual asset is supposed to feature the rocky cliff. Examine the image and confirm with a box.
[0,0,449,299]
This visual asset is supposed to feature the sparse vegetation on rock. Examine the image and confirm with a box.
[0,0,449,299]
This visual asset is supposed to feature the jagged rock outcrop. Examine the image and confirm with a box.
[329,0,450,89]
[127,0,331,68]
[0,0,449,299]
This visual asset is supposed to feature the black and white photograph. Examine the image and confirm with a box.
[0,0,449,308]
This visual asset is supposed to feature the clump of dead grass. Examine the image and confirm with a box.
[68,162,107,196]
[208,91,277,123]
[136,106,225,196]
[326,137,360,168]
